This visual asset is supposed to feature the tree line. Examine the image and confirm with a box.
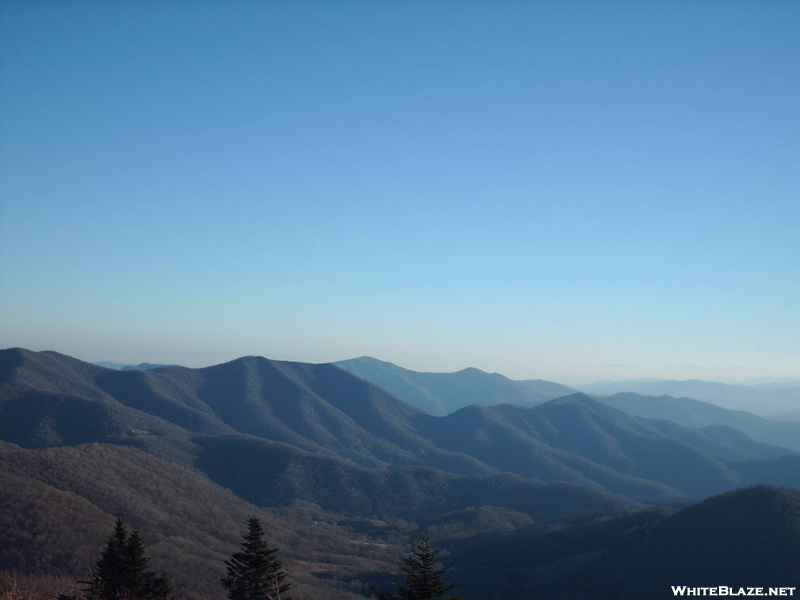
[60,518,461,600]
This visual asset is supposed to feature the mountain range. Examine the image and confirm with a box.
[3,348,797,502]
[573,378,800,416]
[93,362,176,371]
[2,347,799,598]
[333,356,800,453]
[596,392,800,452]
[334,356,577,415]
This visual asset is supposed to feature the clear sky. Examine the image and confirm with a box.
[1,1,798,384]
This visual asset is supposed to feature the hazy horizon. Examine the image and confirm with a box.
[6,345,800,388]
[1,2,798,385]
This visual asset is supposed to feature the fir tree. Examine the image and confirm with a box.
[222,518,292,600]
[124,530,150,589]
[123,530,171,600]
[61,518,172,600]
[373,532,462,600]
[94,518,129,599]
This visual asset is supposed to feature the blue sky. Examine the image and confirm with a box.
[1,1,798,383]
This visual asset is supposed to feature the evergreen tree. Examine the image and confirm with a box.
[61,518,172,600]
[93,518,129,599]
[123,530,171,600]
[222,518,292,600]
[372,532,462,600]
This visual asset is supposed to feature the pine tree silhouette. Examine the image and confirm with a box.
[373,532,462,600]
[123,530,171,600]
[93,518,129,599]
[222,518,292,600]
[59,518,171,600]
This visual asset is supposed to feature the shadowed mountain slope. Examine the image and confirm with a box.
[194,433,639,520]
[589,484,800,596]
[449,485,800,599]
[334,356,573,415]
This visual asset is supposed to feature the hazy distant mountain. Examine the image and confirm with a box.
[574,378,800,416]
[334,356,575,415]
[597,392,800,452]
[120,362,181,371]
[516,377,579,399]
[93,361,129,370]
[93,361,181,371]
[744,378,800,388]
[779,409,800,422]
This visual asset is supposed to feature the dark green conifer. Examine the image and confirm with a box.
[373,532,462,600]
[123,530,149,597]
[63,518,171,600]
[123,530,171,600]
[94,518,129,599]
[222,518,292,600]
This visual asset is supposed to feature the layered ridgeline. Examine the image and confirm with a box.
[2,348,799,505]
[596,392,800,452]
[94,362,179,371]
[574,378,800,416]
[334,356,576,416]
[2,348,800,598]
[334,356,800,454]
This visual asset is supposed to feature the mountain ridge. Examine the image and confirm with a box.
[2,348,798,503]
[334,355,576,415]
[2,348,800,600]
[596,391,800,452]
[574,378,800,416]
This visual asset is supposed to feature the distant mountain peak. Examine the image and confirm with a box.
[544,392,601,406]
[455,366,490,375]
[121,362,182,371]
[334,356,569,415]
[574,378,800,416]
[348,355,391,364]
